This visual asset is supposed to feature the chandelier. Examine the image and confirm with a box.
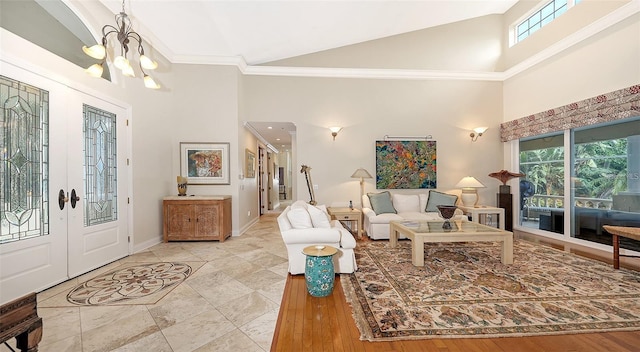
[82,0,160,89]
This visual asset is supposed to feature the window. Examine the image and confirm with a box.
[571,120,640,252]
[519,134,565,234]
[512,0,581,45]
[518,118,640,252]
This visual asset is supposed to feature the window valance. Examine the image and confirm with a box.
[500,84,640,142]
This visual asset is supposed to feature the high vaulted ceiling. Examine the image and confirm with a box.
[97,0,518,65]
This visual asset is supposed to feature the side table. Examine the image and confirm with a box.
[457,205,505,230]
[0,293,42,352]
[327,207,362,238]
[602,225,640,269]
[302,245,338,297]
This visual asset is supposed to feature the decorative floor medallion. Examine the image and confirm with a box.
[67,262,192,305]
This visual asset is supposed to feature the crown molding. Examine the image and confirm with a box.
[242,66,504,81]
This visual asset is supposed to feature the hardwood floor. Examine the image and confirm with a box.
[271,234,640,352]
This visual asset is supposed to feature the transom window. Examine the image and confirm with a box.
[512,0,581,45]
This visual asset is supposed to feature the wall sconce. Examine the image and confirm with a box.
[329,127,342,140]
[470,127,488,142]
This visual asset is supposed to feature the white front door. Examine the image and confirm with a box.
[66,94,129,277]
[0,62,130,304]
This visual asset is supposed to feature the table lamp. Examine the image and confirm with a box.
[351,168,373,209]
[455,176,485,206]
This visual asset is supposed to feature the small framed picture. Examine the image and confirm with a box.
[245,149,256,178]
[180,142,230,185]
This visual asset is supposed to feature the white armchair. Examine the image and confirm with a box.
[277,201,357,274]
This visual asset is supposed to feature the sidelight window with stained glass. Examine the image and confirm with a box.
[0,75,49,243]
[83,104,117,227]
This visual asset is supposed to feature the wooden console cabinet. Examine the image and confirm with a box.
[163,195,232,242]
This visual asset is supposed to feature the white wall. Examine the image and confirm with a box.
[238,127,260,230]
[503,13,640,121]
[168,64,242,235]
[269,14,504,72]
[242,76,505,206]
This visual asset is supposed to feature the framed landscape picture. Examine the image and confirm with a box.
[180,142,230,185]
[245,149,256,178]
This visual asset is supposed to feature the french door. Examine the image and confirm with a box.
[0,62,129,304]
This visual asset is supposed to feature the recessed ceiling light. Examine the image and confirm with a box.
[267,126,273,129]
[276,138,281,141]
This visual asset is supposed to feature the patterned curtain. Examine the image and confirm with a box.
[500,84,640,142]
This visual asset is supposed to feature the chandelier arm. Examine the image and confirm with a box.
[101,24,120,38]
[126,31,144,51]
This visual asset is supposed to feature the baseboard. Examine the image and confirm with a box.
[133,235,163,254]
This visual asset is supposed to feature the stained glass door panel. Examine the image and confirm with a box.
[0,70,68,304]
[0,80,48,243]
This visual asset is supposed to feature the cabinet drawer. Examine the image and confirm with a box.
[336,214,358,220]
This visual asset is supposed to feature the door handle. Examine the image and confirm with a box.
[70,189,80,209]
[58,189,68,210]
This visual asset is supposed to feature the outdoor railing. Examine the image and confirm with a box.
[524,194,613,210]
[522,194,614,220]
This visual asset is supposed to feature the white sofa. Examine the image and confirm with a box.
[277,201,357,274]
[362,191,464,240]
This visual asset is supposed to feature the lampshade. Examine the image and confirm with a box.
[473,127,488,135]
[455,176,485,189]
[455,176,485,207]
[144,75,161,89]
[351,168,372,179]
[82,44,106,60]
[85,63,104,78]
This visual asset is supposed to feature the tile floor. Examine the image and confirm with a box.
[2,212,288,352]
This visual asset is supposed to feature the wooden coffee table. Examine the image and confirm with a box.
[389,220,514,266]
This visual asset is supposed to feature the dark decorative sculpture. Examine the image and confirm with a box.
[488,170,525,194]
[300,165,317,205]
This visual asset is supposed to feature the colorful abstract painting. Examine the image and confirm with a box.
[375,140,437,189]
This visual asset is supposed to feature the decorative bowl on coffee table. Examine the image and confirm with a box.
[436,205,458,229]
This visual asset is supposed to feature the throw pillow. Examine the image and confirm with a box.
[425,191,458,212]
[286,208,313,229]
[391,194,420,213]
[367,191,397,215]
[307,204,331,228]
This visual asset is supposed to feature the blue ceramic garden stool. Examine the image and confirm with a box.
[302,245,338,297]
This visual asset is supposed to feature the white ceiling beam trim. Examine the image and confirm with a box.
[242,66,504,81]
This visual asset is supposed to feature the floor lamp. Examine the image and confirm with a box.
[351,168,373,209]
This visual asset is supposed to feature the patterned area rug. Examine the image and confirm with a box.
[342,240,640,341]
[67,262,192,305]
